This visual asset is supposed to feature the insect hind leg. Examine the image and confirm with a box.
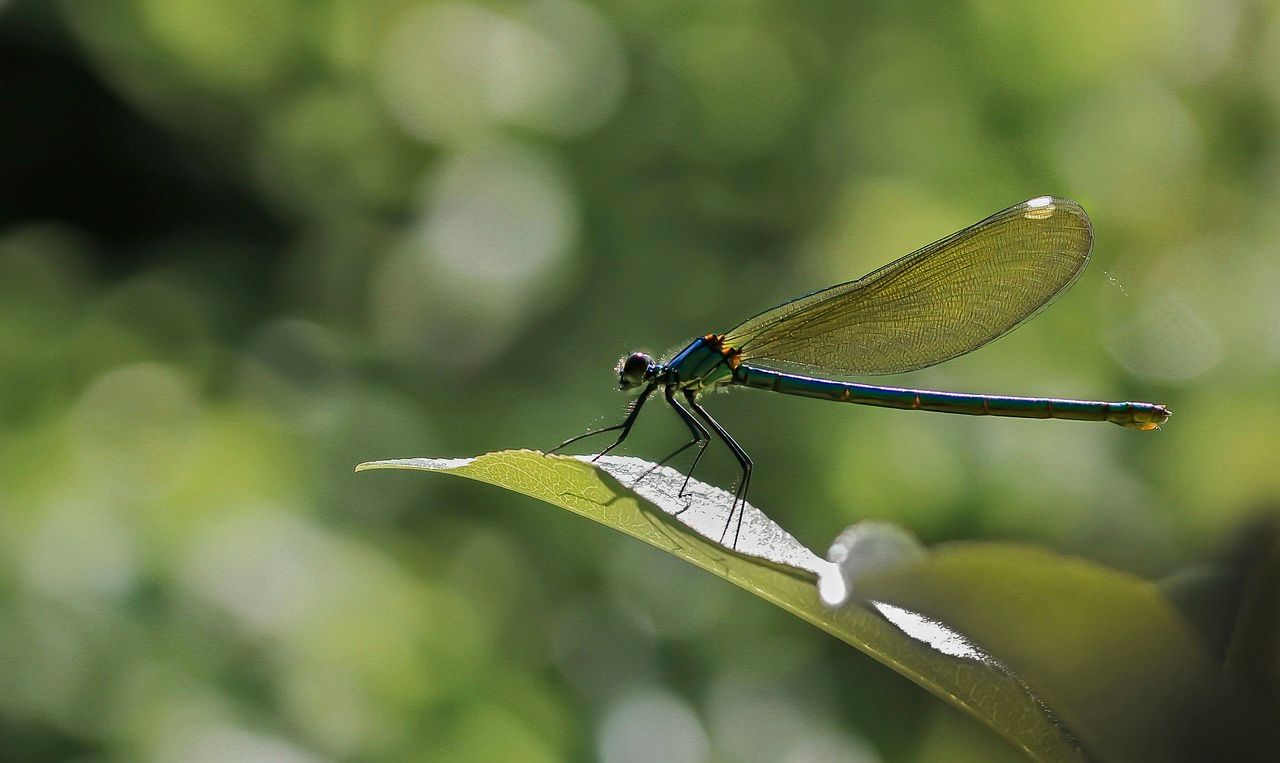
[685,390,752,549]
[633,387,710,515]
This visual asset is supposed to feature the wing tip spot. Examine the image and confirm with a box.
[1023,196,1057,220]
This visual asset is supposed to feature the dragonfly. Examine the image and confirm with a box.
[553,196,1170,546]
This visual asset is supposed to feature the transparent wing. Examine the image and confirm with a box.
[724,196,1092,375]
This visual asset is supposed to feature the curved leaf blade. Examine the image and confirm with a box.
[358,450,1126,761]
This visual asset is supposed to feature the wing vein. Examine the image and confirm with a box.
[725,197,1093,375]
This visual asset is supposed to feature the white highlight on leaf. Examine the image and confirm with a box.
[585,455,840,586]
[360,457,475,471]
[817,569,849,607]
[870,601,985,661]
[357,453,848,604]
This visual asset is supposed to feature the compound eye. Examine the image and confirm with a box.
[617,352,653,388]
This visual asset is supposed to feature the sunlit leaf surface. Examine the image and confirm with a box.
[359,450,1229,761]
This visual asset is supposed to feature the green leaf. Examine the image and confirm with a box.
[358,450,1225,762]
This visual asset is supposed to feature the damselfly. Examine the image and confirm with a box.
[553,197,1170,545]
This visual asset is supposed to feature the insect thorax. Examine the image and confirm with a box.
[666,334,740,390]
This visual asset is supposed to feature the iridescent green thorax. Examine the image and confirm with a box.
[663,334,740,392]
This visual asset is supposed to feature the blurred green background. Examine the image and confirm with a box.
[1,1,1277,760]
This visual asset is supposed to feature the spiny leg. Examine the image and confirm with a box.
[548,384,656,458]
[686,390,752,549]
[635,387,705,481]
[634,388,710,513]
[593,384,655,462]
[677,405,712,497]
[548,422,626,454]
[670,361,727,496]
